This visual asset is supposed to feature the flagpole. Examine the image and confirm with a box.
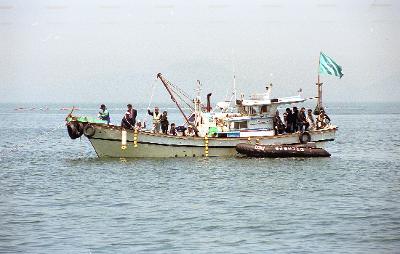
[315,52,343,115]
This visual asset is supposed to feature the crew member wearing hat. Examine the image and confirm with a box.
[98,104,110,124]
[121,104,137,129]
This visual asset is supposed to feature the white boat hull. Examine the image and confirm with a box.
[85,124,337,158]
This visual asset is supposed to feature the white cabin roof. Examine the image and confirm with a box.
[241,95,306,106]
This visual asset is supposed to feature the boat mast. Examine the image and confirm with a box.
[233,75,237,102]
[231,48,237,110]
[232,49,237,105]
[194,80,202,124]
[157,73,190,124]
[317,75,323,109]
[316,52,323,110]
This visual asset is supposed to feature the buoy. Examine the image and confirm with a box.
[134,129,138,148]
[121,130,127,150]
[204,136,209,157]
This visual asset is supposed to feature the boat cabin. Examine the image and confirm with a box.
[193,90,306,138]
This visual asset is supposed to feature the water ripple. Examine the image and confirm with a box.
[1,105,400,253]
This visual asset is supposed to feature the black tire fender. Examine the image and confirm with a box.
[83,124,96,137]
[299,132,311,144]
[67,122,83,139]
[77,122,84,134]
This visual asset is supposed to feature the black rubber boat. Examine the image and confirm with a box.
[236,143,331,158]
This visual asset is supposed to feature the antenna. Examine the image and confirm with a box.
[196,80,202,97]
[233,75,237,101]
[232,48,237,102]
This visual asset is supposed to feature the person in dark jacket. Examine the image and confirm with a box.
[273,110,285,135]
[298,107,308,132]
[169,123,177,136]
[292,107,299,132]
[285,108,293,133]
[121,104,137,129]
[160,111,169,134]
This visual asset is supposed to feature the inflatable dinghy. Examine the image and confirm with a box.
[236,143,331,158]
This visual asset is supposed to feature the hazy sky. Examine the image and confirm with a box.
[1,0,399,104]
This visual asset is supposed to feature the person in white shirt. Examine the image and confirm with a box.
[306,109,315,130]
[147,107,161,133]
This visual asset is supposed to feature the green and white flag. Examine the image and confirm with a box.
[319,52,343,78]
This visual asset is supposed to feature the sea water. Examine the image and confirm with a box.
[0,102,399,253]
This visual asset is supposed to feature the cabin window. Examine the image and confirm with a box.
[233,121,248,129]
[239,106,247,115]
[188,113,196,123]
[243,106,256,115]
[261,105,268,113]
[248,107,256,115]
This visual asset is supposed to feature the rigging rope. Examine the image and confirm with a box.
[147,79,157,109]
[161,77,195,111]
[143,79,157,127]
[165,79,195,106]
[168,80,193,103]
[169,86,195,111]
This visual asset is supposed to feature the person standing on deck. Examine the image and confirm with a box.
[292,107,299,132]
[147,106,161,133]
[98,104,110,124]
[306,109,315,130]
[285,108,293,133]
[283,112,288,132]
[298,107,308,132]
[160,111,169,134]
[121,104,137,129]
[273,110,285,135]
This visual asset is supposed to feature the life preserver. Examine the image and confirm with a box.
[299,132,311,144]
[67,122,83,139]
[83,124,96,137]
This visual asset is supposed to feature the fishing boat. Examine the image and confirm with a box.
[66,70,338,158]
